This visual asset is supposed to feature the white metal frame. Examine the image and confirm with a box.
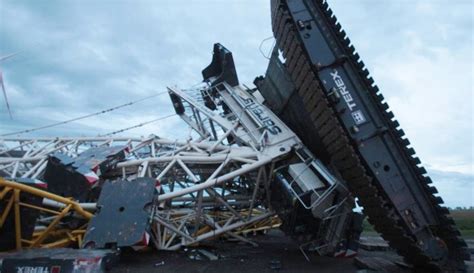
[0,81,354,254]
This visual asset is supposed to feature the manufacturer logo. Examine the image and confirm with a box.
[15,266,61,273]
[330,69,366,125]
[238,95,282,135]
[351,110,366,125]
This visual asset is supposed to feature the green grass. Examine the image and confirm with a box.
[362,218,375,232]
[362,208,474,239]
[450,209,474,239]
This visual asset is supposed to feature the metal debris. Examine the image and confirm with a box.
[0,2,465,269]
[198,249,219,261]
[0,248,117,273]
[82,178,156,250]
[154,261,165,267]
[44,146,128,201]
[0,44,364,273]
[269,259,282,270]
[359,237,390,252]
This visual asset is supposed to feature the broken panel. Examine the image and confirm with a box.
[82,177,156,249]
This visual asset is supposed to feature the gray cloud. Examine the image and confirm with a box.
[429,169,473,208]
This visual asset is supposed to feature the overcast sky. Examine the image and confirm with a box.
[0,0,472,208]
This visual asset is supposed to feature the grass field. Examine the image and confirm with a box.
[362,208,474,239]
[449,209,474,238]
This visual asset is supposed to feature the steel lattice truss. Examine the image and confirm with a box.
[0,71,354,256]
[0,136,277,247]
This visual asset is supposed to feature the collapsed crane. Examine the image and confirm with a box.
[0,1,469,272]
[0,44,363,260]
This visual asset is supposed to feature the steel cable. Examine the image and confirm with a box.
[99,114,177,136]
[0,91,168,136]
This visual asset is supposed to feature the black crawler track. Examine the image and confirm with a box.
[267,0,469,271]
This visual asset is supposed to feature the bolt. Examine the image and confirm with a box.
[351,126,359,133]
[297,20,305,30]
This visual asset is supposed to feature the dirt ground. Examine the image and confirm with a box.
[111,230,415,273]
[3,229,470,272]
